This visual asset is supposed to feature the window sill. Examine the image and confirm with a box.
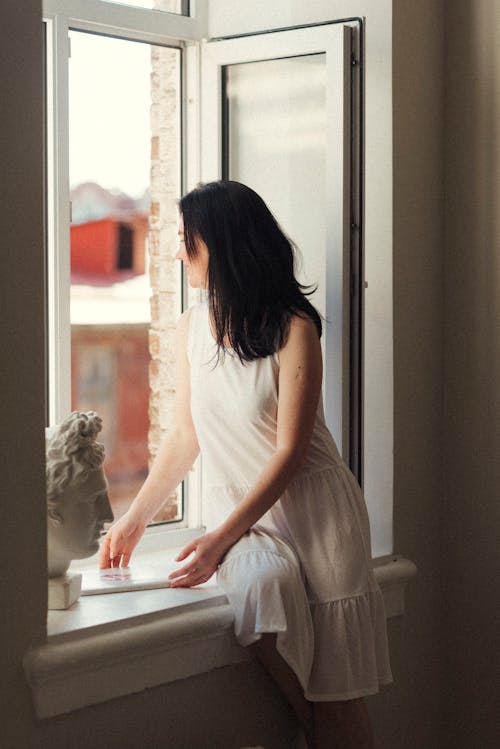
[24,555,416,719]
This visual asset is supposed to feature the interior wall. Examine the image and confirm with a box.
[443,2,500,747]
[11,663,296,749]
[0,2,47,746]
[374,1,446,746]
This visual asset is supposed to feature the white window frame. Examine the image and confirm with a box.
[43,0,208,548]
[44,1,393,558]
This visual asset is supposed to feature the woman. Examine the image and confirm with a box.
[100,180,392,748]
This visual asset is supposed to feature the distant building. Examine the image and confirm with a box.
[70,206,151,518]
[71,215,148,279]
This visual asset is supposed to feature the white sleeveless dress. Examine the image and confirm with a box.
[188,300,392,701]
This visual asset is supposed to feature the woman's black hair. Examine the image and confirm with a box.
[179,180,322,362]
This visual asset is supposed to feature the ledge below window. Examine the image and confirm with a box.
[24,555,416,719]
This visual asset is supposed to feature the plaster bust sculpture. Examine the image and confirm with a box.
[46,411,114,606]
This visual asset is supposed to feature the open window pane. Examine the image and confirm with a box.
[202,26,352,468]
[68,30,182,524]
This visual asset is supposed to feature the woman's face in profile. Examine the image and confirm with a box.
[176,215,209,289]
[53,466,114,559]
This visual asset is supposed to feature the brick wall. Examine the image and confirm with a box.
[149,24,182,516]
[149,41,181,455]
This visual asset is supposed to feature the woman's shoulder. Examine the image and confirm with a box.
[176,300,209,360]
[176,299,208,330]
[284,312,321,345]
[278,312,322,366]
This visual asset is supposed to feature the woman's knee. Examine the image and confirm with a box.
[220,550,300,594]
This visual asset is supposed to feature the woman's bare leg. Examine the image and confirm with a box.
[249,633,314,747]
[249,635,375,749]
[313,698,375,749]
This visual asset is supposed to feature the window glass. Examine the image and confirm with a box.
[222,52,363,481]
[69,30,181,524]
[224,55,327,320]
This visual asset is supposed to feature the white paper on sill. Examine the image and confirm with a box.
[80,566,173,595]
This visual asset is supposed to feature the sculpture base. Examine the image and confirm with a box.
[48,573,82,610]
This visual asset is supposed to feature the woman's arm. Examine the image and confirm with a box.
[100,309,200,568]
[168,313,322,587]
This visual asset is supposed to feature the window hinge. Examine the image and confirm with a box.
[351,54,359,67]
[69,201,72,223]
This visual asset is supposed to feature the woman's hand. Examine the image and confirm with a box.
[99,510,147,569]
[168,530,230,588]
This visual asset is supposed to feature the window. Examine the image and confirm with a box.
[44,2,393,558]
[44,0,203,537]
[203,25,356,452]
[202,21,393,557]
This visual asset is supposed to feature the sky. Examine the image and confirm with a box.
[69,29,154,198]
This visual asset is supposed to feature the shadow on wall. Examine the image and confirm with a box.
[443,1,500,747]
